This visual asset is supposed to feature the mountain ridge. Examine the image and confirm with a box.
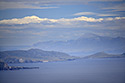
[0,49,77,63]
[0,35,125,56]
[33,35,125,56]
[83,52,125,59]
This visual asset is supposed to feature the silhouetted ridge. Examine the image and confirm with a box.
[84,52,125,58]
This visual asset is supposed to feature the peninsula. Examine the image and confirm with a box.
[0,61,39,70]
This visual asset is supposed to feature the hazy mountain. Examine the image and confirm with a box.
[83,52,125,59]
[0,34,125,56]
[0,49,77,63]
[33,35,125,56]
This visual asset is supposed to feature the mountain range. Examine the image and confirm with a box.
[0,34,125,56]
[33,35,125,56]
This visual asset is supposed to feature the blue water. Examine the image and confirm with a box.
[0,59,125,83]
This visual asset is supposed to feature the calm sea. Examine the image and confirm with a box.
[0,58,125,83]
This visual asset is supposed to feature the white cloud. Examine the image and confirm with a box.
[1,16,125,25]
[73,12,96,16]
[115,17,125,20]
[73,12,118,17]
[71,16,103,22]
[0,16,58,25]
[105,17,125,21]
[0,16,104,25]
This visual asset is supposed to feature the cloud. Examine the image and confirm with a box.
[1,15,125,25]
[105,17,125,21]
[0,16,104,27]
[0,16,58,25]
[0,2,58,10]
[73,12,118,17]
[0,0,123,9]
[73,12,96,16]
[71,16,103,22]
[97,14,118,16]
[0,16,125,46]
[1,0,121,3]
[102,3,125,12]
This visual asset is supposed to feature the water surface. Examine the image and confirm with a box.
[0,59,125,83]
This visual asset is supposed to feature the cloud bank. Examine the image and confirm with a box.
[0,16,125,25]
[0,15,125,46]
[0,2,58,10]
[0,0,123,9]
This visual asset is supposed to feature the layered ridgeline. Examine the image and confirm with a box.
[83,52,125,59]
[0,49,77,63]
[0,34,125,56]
[33,34,125,56]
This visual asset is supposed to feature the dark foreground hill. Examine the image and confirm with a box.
[0,61,39,70]
[0,49,77,63]
[84,52,125,59]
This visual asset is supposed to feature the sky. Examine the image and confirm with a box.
[0,0,125,46]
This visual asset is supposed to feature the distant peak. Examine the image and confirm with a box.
[94,52,108,55]
[79,33,101,39]
[28,48,43,51]
[122,53,125,55]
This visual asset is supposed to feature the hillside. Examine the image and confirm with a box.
[0,49,77,63]
[84,52,125,59]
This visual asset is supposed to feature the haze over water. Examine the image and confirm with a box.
[0,59,125,83]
